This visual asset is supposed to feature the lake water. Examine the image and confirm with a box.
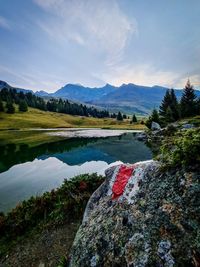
[0,129,152,212]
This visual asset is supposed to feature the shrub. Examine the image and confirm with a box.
[159,128,200,168]
[0,173,105,247]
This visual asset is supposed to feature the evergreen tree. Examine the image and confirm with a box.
[151,108,159,122]
[132,114,137,123]
[159,89,179,122]
[159,89,171,117]
[117,111,123,121]
[170,89,180,120]
[0,87,110,119]
[111,113,117,118]
[165,107,174,122]
[19,100,28,112]
[145,109,160,129]
[6,100,15,114]
[123,114,127,119]
[180,80,197,117]
[0,98,4,112]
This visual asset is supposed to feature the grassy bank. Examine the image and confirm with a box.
[0,107,146,146]
[0,173,105,264]
[0,106,146,130]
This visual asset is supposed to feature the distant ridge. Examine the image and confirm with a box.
[1,80,200,114]
[0,80,33,94]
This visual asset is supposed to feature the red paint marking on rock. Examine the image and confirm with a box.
[112,165,135,200]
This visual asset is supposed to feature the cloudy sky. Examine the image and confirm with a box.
[0,0,200,92]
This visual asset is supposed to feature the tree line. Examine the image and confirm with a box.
[146,80,200,127]
[0,88,110,118]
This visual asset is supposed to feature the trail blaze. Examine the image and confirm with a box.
[112,165,135,200]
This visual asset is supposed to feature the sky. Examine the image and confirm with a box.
[0,0,200,92]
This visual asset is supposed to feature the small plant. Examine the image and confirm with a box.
[57,256,68,267]
[158,128,200,168]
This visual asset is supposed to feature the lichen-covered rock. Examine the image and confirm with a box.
[69,160,200,267]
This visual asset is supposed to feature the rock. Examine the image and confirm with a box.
[151,121,161,131]
[182,123,195,129]
[135,132,147,141]
[69,161,200,267]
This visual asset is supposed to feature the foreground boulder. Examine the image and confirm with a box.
[69,160,200,267]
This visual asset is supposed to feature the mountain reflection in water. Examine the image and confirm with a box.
[0,132,152,212]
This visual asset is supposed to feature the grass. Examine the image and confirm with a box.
[0,107,146,146]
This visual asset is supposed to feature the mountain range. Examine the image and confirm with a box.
[1,80,200,115]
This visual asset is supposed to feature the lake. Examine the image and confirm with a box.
[0,129,152,212]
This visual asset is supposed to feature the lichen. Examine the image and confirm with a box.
[69,161,200,267]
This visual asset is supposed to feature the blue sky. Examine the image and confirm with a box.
[0,0,200,92]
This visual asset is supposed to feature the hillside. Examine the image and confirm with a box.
[0,106,145,130]
[0,106,145,146]
[48,83,200,114]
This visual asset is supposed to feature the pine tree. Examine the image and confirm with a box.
[6,100,15,114]
[117,111,123,121]
[170,89,179,120]
[159,90,171,117]
[19,100,28,112]
[0,98,4,112]
[132,114,137,123]
[159,89,179,122]
[180,80,197,117]
[145,109,160,129]
[151,108,159,123]
[165,106,174,122]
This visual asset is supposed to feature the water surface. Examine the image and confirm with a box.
[0,130,152,212]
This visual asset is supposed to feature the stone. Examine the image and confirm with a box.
[69,161,200,267]
[135,132,147,141]
[182,123,195,129]
[151,121,161,131]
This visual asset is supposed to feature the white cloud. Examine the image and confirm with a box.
[0,16,10,30]
[34,0,137,64]
[100,63,184,88]
[99,62,200,90]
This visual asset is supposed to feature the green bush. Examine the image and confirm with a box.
[159,128,200,168]
[0,173,105,256]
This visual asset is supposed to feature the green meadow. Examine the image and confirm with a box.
[0,107,146,146]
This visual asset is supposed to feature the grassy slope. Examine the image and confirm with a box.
[0,107,146,146]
